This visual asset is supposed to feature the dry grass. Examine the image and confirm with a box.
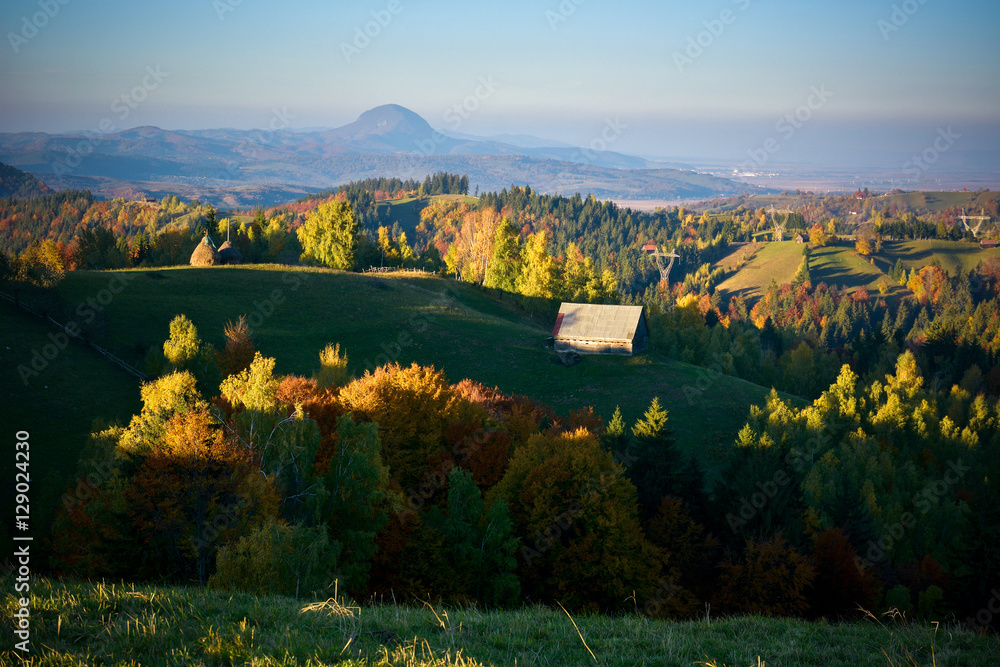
[3,576,998,666]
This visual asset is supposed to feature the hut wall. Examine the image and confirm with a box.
[555,338,634,356]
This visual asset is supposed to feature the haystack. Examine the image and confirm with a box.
[217,240,242,265]
[190,235,219,266]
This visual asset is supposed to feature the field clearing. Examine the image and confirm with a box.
[808,246,906,297]
[713,241,766,273]
[4,577,997,667]
[377,194,478,235]
[715,241,916,303]
[716,241,804,301]
[874,239,999,277]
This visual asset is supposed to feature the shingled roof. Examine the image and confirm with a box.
[552,303,646,342]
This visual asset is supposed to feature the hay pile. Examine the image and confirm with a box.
[190,235,219,266]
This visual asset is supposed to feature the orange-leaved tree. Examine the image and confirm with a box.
[128,407,279,584]
[340,362,461,489]
[713,533,816,617]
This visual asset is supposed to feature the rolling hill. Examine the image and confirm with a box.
[0,105,766,208]
[714,239,994,304]
[5,267,793,493]
[715,241,806,301]
[875,239,1000,276]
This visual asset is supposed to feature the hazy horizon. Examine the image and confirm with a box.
[2,0,998,180]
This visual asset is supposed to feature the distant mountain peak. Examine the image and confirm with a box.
[353,104,432,135]
[322,104,448,153]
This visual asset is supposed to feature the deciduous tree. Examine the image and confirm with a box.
[297,200,358,270]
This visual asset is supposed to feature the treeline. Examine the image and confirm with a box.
[714,190,1000,228]
[296,172,469,207]
[0,204,308,287]
[49,316,1000,628]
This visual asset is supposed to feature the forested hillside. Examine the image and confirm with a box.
[4,174,1000,408]
[17,301,998,628]
[4,171,1000,634]
[0,161,52,199]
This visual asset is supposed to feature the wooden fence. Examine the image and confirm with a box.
[361,267,433,275]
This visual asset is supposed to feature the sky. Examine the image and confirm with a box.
[1,0,999,167]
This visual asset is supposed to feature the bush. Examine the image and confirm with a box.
[316,342,351,388]
[209,518,340,598]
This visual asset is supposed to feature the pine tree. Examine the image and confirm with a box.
[628,398,706,519]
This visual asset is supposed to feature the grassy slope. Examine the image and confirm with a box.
[0,300,143,549]
[717,238,997,307]
[716,241,804,301]
[377,194,478,236]
[874,240,999,277]
[12,267,782,486]
[0,302,142,476]
[808,246,910,300]
[3,577,997,667]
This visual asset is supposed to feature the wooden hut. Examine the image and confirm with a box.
[190,235,219,266]
[552,303,648,356]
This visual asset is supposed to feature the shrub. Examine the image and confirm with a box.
[209,518,340,598]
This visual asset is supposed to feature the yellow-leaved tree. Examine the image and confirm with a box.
[297,200,358,270]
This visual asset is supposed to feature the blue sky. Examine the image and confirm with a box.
[1,0,998,163]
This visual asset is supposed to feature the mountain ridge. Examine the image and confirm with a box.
[0,104,766,207]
